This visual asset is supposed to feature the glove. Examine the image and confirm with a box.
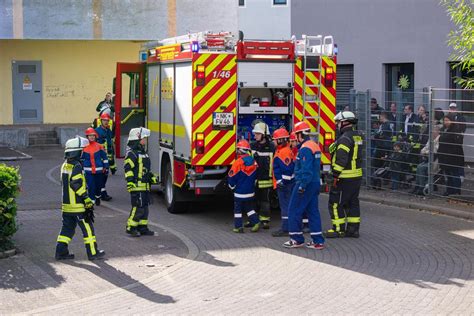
[127,182,137,191]
[298,187,305,194]
[151,175,158,184]
[84,197,94,209]
[84,207,95,224]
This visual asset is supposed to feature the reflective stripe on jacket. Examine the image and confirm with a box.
[61,160,88,213]
[272,144,295,189]
[228,154,257,200]
[331,128,363,179]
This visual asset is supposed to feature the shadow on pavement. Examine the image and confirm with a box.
[181,196,474,289]
[63,260,176,304]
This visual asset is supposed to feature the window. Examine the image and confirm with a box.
[239,0,245,6]
[336,64,354,111]
[385,63,415,109]
[273,0,287,4]
[18,65,36,73]
[449,62,474,122]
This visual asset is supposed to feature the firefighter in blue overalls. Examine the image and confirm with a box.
[271,128,295,237]
[228,139,260,233]
[124,127,158,237]
[325,111,363,238]
[95,112,114,201]
[94,111,117,175]
[55,136,105,261]
[283,121,325,250]
[250,122,275,229]
[82,127,109,206]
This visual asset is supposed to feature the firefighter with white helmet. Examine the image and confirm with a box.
[55,136,105,260]
[325,111,363,238]
[124,127,158,237]
[250,121,275,229]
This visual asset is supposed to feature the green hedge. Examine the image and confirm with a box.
[0,163,20,251]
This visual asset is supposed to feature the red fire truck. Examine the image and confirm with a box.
[113,31,337,213]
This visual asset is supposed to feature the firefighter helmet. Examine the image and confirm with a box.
[100,112,111,120]
[128,127,151,141]
[65,136,89,153]
[289,132,297,141]
[85,127,98,137]
[334,111,357,124]
[236,139,251,150]
[273,128,289,140]
[99,107,112,117]
[294,121,311,134]
[252,122,270,136]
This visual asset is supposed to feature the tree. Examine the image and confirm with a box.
[441,0,474,88]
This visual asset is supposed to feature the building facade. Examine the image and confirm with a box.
[239,0,458,109]
[0,0,237,125]
[0,0,463,125]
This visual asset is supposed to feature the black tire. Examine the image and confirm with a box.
[163,161,186,214]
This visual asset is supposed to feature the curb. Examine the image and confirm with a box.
[0,248,17,259]
[359,193,474,221]
[0,148,32,161]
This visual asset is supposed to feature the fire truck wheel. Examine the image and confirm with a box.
[164,161,186,214]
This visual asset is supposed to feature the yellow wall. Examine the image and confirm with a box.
[0,40,143,124]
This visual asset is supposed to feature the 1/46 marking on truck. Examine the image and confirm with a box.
[212,70,231,79]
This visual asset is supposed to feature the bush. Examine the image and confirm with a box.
[0,163,20,251]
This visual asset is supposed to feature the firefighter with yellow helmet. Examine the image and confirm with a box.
[325,111,364,238]
[124,127,158,237]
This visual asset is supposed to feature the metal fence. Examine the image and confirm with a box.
[347,87,474,203]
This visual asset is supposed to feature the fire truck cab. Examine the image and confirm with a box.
[113,31,337,213]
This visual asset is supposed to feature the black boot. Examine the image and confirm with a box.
[55,252,75,260]
[345,226,360,238]
[88,249,106,261]
[138,226,155,236]
[126,227,141,237]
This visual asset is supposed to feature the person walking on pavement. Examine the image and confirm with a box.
[325,111,364,238]
[228,140,261,233]
[82,128,109,206]
[95,113,115,202]
[283,121,325,250]
[124,127,158,237]
[271,128,295,237]
[95,112,117,176]
[250,122,275,229]
[55,136,105,261]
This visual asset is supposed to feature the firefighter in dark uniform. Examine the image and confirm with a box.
[250,122,275,229]
[325,111,363,238]
[55,136,105,260]
[124,127,158,237]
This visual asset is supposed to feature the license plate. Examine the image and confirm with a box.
[212,112,234,130]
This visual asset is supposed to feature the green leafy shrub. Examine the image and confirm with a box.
[0,164,20,251]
